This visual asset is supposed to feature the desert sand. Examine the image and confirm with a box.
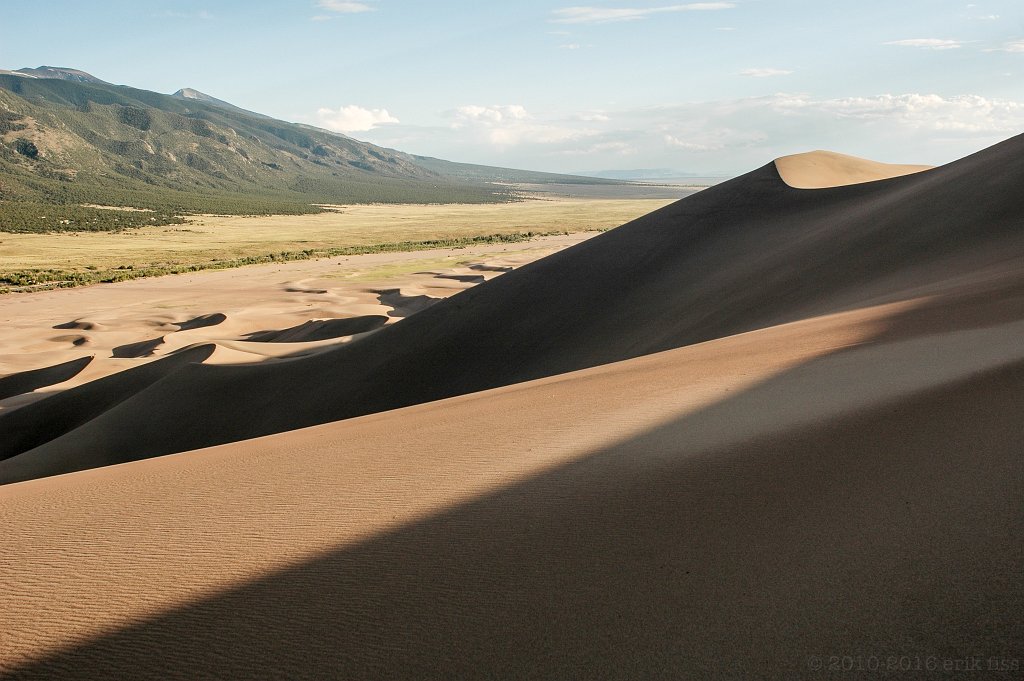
[0,233,592,412]
[0,137,1021,678]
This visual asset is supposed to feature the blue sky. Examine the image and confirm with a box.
[2,1,1023,174]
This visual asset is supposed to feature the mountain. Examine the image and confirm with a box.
[0,69,614,232]
[2,133,1022,482]
[13,66,109,84]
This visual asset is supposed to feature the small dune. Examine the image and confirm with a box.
[111,336,165,359]
[175,313,227,332]
[433,273,487,284]
[50,334,91,347]
[245,316,389,343]
[52,319,104,331]
[376,289,442,317]
[468,263,514,272]
[0,356,93,401]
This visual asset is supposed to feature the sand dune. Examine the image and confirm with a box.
[0,356,93,401]
[173,312,227,331]
[1,292,1020,677]
[111,336,165,359]
[245,316,390,343]
[2,134,1022,481]
[775,150,933,188]
[0,345,216,463]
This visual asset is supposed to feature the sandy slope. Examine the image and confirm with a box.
[1,292,1021,678]
[3,135,1022,481]
[775,150,933,188]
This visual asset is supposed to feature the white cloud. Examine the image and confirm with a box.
[560,43,582,49]
[162,9,213,19]
[739,68,792,77]
[316,105,399,132]
[453,105,529,125]
[988,39,1024,53]
[766,93,1024,133]
[884,38,962,50]
[316,0,373,13]
[341,92,1024,175]
[450,104,594,148]
[551,3,734,24]
[559,141,636,155]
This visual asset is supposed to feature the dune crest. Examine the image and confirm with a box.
[775,150,932,188]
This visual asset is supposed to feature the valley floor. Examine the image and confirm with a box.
[0,196,675,292]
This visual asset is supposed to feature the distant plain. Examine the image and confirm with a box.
[0,192,681,292]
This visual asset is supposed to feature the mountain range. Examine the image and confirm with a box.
[0,66,616,231]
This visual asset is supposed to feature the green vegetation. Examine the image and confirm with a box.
[0,74,520,233]
[13,138,37,159]
[0,110,26,134]
[0,230,598,293]
[0,201,182,232]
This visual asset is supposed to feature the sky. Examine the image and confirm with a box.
[2,0,1024,175]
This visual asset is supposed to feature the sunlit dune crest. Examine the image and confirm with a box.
[775,149,933,188]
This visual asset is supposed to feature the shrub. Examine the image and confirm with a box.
[14,138,39,159]
[117,105,152,130]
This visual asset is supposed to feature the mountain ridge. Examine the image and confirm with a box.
[0,67,618,232]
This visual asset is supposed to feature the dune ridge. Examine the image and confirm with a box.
[0,356,93,401]
[2,134,1023,482]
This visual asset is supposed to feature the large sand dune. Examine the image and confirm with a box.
[1,291,1021,677]
[2,134,1022,482]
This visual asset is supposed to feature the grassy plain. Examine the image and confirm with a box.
[0,197,673,291]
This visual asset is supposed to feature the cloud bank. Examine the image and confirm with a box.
[316,0,374,14]
[883,38,962,50]
[552,3,734,25]
[335,93,1024,174]
[316,105,399,132]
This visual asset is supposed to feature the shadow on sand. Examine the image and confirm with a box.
[3,301,1021,678]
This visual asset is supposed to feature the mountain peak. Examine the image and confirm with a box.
[171,87,269,119]
[172,87,212,100]
[14,66,108,84]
